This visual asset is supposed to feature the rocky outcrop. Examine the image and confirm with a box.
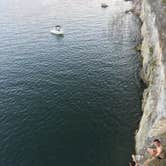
[135,0,166,165]
[133,0,142,16]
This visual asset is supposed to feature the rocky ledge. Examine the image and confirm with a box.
[134,0,166,165]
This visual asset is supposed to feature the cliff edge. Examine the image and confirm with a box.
[135,0,166,165]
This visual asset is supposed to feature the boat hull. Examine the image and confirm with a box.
[50,30,64,35]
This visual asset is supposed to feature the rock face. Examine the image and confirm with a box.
[133,0,142,15]
[135,0,166,165]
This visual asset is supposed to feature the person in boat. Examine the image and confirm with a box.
[144,139,165,166]
[55,25,61,31]
[129,154,139,166]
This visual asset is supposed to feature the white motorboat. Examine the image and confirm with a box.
[101,3,109,8]
[50,25,64,35]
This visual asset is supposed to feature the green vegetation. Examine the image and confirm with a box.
[149,47,153,56]
[135,44,142,52]
[139,55,143,65]
[163,0,166,4]
[150,58,157,72]
[162,0,166,12]
[151,59,156,68]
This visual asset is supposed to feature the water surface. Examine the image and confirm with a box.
[0,0,143,165]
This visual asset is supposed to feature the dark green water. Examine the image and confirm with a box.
[0,0,143,165]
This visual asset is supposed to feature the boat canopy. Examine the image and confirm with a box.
[55,25,61,28]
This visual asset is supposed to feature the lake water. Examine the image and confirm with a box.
[0,0,143,165]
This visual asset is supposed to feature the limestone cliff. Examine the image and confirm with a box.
[135,0,166,165]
